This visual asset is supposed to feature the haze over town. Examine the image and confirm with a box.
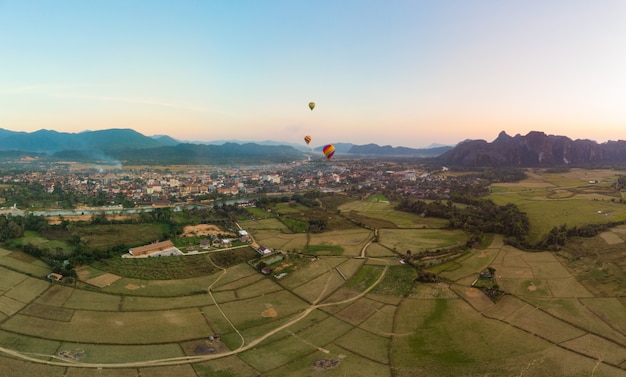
[1,1,626,148]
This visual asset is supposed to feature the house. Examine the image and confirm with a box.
[261,266,272,275]
[257,245,273,255]
[47,273,63,282]
[238,230,250,242]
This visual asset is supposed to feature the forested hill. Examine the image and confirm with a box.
[104,143,304,165]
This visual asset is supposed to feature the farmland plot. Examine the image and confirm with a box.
[335,327,390,364]
[279,257,347,290]
[378,228,467,253]
[0,251,50,276]
[2,308,213,344]
[308,229,372,255]
[217,290,308,330]
[0,267,27,293]
[193,355,261,377]
[121,294,214,311]
[267,343,392,377]
[34,284,74,306]
[4,277,50,303]
[56,342,185,364]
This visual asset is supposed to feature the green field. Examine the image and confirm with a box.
[378,228,468,253]
[0,171,625,376]
[489,168,626,243]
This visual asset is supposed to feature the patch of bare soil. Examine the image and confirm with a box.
[57,348,85,361]
[181,224,236,237]
[182,339,229,356]
[313,358,341,370]
[261,304,278,317]
[84,273,121,288]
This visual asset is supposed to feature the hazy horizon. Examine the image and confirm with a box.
[2,1,625,148]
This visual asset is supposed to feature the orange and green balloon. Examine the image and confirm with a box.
[304,135,312,145]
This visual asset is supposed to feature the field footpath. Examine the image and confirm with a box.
[0,255,389,369]
[448,235,626,373]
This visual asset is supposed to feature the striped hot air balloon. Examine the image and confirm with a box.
[323,144,335,160]
[304,135,312,145]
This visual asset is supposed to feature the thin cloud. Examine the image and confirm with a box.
[0,83,92,95]
[50,93,209,113]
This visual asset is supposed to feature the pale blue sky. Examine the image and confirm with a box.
[1,1,625,148]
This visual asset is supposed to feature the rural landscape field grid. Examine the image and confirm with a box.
[0,169,624,376]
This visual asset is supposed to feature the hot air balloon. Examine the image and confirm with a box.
[304,135,312,145]
[323,144,335,160]
[308,102,315,111]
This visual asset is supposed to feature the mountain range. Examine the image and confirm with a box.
[4,128,623,167]
[438,131,626,167]
[0,128,451,165]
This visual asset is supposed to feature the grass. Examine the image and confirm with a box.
[308,229,372,256]
[305,243,344,256]
[194,355,261,377]
[78,223,171,251]
[3,277,50,303]
[335,297,384,326]
[359,304,396,336]
[92,254,216,280]
[378,228,468,253]
[338,200,450,229]
[91,248,257,280]
[370,265,415,296]
[392,298,552,374]
[216,290,308,330]
[2,308,213,344]
[334,327,390,364]
[0,266,28,292]
[0,329,61,356]
[2,170,626,375]
[345,265,384,291]
[12,230,73,255]
[488,168,626,243]
[57,342,186,363]
[245,206,275,218]
[279,216,308,232]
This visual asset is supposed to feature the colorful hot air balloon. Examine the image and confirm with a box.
[308,102,315,111]
[323,144,335,160]
[304,135,312,145]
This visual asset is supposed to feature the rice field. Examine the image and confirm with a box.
[0,178,625,375]
[489,168,626,242]
[378,228,468,253]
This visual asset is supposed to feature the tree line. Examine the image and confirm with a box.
[396,197,530,245]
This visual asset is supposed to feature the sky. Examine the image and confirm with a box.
[1,0,625,148]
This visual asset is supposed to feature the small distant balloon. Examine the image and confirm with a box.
[304,135,312,145]
[323,144,335,160]
[308,102,315,111]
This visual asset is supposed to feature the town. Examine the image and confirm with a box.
[0,158,487,211]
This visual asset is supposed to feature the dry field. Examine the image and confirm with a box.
[0,192,625,376]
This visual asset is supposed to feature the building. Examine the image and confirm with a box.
[238,230,250,242]
[128,240,181,257]
[47,273,63,282]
